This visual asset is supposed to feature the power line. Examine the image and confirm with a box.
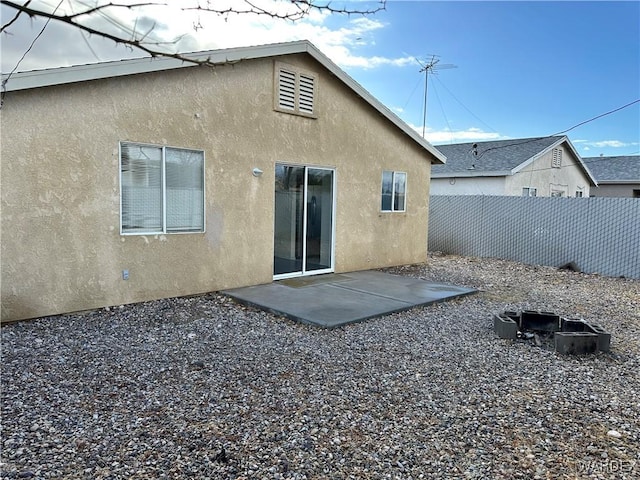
[551,99,640,136]
[400,75,423,114]
[432,74,498,135]
[430,78,454,144]
[475,99,640,160]
[1,0,64,107]
[432,87,639,195]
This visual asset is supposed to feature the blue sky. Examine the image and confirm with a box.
[2,1,639,156]
[350,1,640,156]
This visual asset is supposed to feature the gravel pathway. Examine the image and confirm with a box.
[2,253,639,479]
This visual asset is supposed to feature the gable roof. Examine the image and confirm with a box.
[582,155,640,184]
[432,135,597,185]
[1,40,445,164]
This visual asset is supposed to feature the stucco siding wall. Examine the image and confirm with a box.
[505,144,591,197]
[1,54,433,321]
[591,184,640,197]
[430,176,505,195]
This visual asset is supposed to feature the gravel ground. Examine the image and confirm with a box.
[2,253,639,480]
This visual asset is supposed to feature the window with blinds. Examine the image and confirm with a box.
[275,62,317,117]
[120,142,205,234]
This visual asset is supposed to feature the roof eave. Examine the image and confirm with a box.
[555,136,599,186]
[509,135,599,186]
[2,40,446,165]
[432,170,511,178]
[1,42,310,92]
[597,180,640,185]
[510,136,565,174]
[301,43,446,164]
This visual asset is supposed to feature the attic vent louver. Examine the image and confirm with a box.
[298,74,315,114]
[275,63,316,117]
[552,148,563,168]
[278,69,296,111]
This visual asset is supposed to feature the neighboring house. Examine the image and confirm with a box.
[583,155,640,198]
[0,41,445,322]
[431,136,596,197]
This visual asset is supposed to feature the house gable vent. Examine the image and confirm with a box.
[552,148,563,168]
[274,62,317,118]
[298,74,315,114]
[277,69,296,111]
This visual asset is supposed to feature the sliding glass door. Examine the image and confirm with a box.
[274,164,335,278]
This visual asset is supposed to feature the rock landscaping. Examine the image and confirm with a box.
[2,253,638,479]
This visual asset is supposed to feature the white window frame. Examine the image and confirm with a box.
[274,62,317,118]
[381,170,407,212]
[522,187,537,197]
[550,183,568,197]
[119,141,205,235]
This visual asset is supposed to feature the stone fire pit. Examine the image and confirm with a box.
[494,310,611,354]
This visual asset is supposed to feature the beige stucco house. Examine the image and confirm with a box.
[0,41,445,322]
[431,136,596,196]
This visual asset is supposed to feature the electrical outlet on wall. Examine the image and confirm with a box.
[122,269,129,280]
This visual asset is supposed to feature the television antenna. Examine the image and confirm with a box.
[417,55,457,138]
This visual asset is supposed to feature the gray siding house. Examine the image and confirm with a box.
[431,136,597,197]
[583,156,640,197]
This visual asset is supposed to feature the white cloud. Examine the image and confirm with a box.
[406,126,505,144]
[166,7,415,70]
[586,140,637,148]
[567,138,638,152]
[1,0,411,71]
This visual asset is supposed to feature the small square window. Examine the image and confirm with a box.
[381,171,406,212]
[120,142,205,234]
[522,187,537,197]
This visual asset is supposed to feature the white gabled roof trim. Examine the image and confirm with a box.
[2,40,446,164]
[431,171,512,179]
[511,136,598,186]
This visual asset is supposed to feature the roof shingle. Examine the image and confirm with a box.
[432,136,563,175]
[582,156,640,182]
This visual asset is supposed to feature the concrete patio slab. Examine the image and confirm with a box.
[223,270,476,328]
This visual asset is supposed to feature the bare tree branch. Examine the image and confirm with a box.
[64,2,167,22]
[0,0,29,32]
[2,0,204,63]
[2,1,386,40]
[1,0,385,106]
